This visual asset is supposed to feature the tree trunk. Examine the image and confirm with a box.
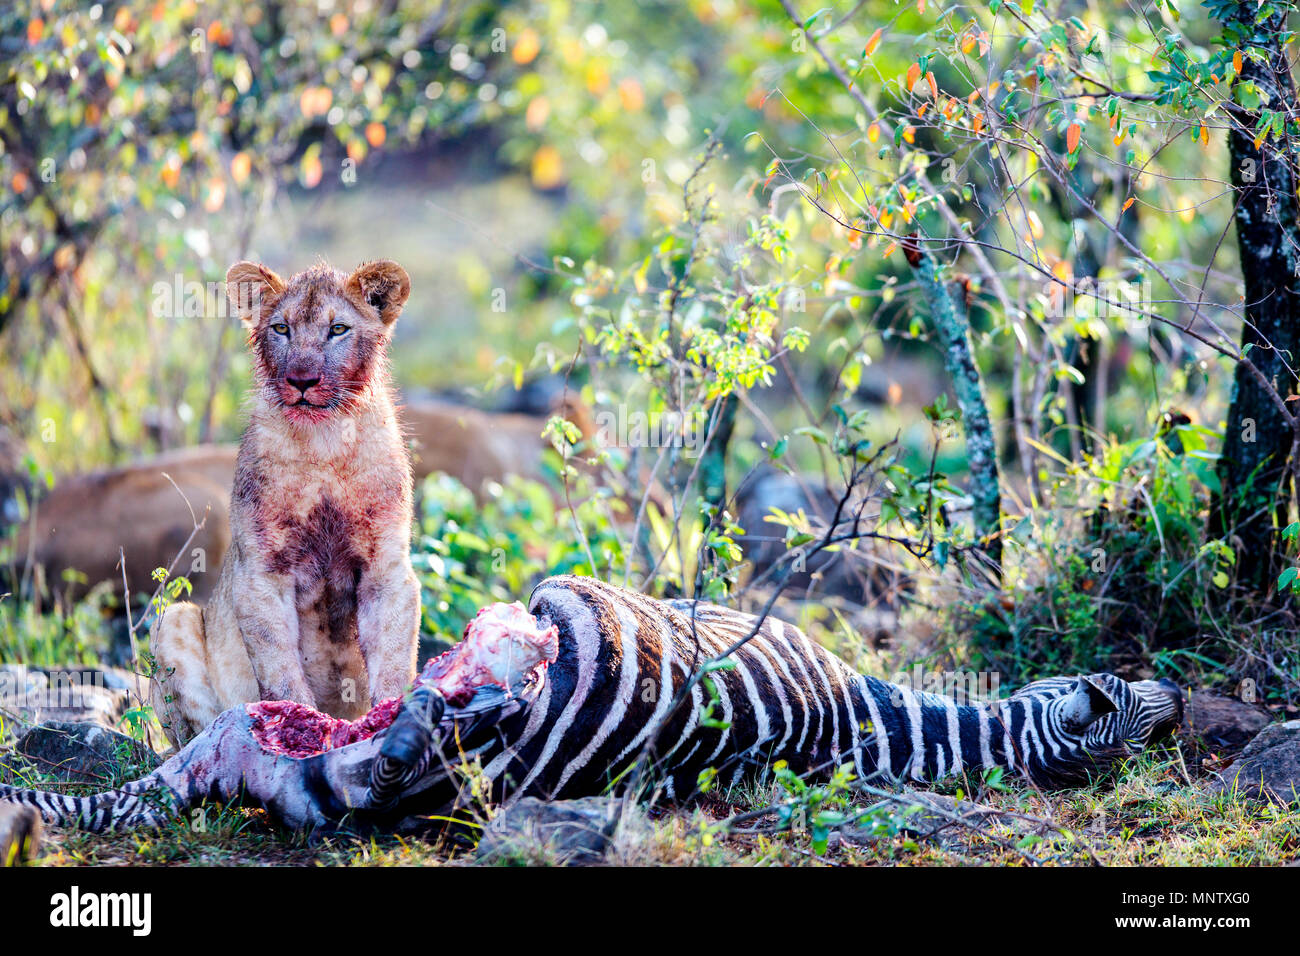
[1210,4,1300,591]
[697,393,738,510]
[906,238,1003,577]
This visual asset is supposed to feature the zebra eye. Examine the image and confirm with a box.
[329,323,350,337]
[271,323,290,336]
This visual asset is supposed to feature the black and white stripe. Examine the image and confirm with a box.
[0,576,1184,832]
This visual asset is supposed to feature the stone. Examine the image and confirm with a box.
[8,720,159,786]
[1207,720,1300,806]
[839,790,1042,848]
[0,665,131,731]
[476,796,649,864]
[0,802,41,866]
[1180,690,1271,757]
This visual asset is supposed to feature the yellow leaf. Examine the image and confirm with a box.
[531,145,564,189]
[301,153,322,189]
[961,33,976,54]
[867,122,880,142]
[865,27,883,57]
[883,241,898,258]
[902,126,915,143]
[1027,210,1044,240]
[1199,125,1209,146]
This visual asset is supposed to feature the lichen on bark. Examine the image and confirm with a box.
[907,240,1003,576]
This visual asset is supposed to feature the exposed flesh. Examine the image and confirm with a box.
[249,602,559,758]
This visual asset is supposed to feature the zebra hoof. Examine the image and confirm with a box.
[0,802,42,866]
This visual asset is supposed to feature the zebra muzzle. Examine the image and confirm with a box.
[379,685,447,768]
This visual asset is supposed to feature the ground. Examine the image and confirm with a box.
[7,741,1299,867]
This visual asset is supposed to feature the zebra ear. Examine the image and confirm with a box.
[1060,676,1119,734]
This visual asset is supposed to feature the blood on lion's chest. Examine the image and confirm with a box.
[266,496,376,587]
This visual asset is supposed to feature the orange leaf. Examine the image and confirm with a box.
[864,27,883,57]
[1122,197,1135,212]
[365,122,386,147]
[27,17,44,44]
[903,126,916,144]
[204,178,226,213]
[1199,125,1209,147]
[917,0,926,13]
[513,27,541,65]
[973,114,984,134]
[961,33,976,54]
[906,63,921,92]
[926,71,938,98]
[1233,50,1243,74]
[1066,122,1081,154]
[883,241,898,258]
[230,151,251,185]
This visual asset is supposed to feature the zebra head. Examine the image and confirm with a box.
[1076,674,1184,752]
[366,603,558,811]
[1026,673,1183,787]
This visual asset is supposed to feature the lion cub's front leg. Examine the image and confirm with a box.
[233,567,317,707]
[356,553,420,704]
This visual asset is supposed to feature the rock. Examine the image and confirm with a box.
[840,790,1041,848]
[0,803,41,866]
[8,721,159,786]
[477,797,650,864]
[1181,690,1271,757]
[0,665,131,731]
[1207,720,1300,806]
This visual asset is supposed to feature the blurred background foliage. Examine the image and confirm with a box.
[1,0,1296,702]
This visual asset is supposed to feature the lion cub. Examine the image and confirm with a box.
[150,260,420,746]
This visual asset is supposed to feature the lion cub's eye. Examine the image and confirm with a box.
[271,323,290,336]
[328,323,350,337]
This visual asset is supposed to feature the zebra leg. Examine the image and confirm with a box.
[0,709,285,832]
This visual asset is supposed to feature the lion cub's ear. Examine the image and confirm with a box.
[345,260,411,326]
[226,262,286,329]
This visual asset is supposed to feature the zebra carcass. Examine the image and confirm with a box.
[0,576,1184,833]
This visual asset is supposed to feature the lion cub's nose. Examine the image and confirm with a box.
[287,376,320,394]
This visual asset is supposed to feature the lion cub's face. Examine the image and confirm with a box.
[226,260,411,423]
